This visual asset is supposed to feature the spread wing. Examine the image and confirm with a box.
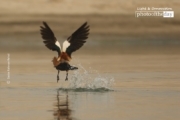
[40,21,61,56]
[63,22,90,58]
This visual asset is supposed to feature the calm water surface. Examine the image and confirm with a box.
[0,53,180,120]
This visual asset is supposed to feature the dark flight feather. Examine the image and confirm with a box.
[66,22,90,57]
[40,22,61,56]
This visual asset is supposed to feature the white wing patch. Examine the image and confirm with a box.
[62,40,70,52]
[55,41,61,50]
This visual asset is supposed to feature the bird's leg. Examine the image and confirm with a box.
[57,70,60,83]
[65,71,68,81]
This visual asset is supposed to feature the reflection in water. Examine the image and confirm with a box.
[53,90,72,120]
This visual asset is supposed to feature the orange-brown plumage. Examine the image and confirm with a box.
[60,52,71,61]
[52,57,60,67]
[52,52,71,67]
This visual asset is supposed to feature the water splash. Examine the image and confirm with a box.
[59,64,115,92]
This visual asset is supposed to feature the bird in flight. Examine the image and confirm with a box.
[40,22,90,82]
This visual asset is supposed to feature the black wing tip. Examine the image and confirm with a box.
[84,21,88,25]
[84,22,90,33]
[83,22,89,28]
[42,21,47,25]
[80,22,90,34]
[80,22,89,28]
[40,21,47,29]
[40,21,50,29]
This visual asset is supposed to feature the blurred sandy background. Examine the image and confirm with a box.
[0,1,180,120]
[0,0,180,54]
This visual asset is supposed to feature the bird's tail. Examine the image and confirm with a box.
[70,66,78,70]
